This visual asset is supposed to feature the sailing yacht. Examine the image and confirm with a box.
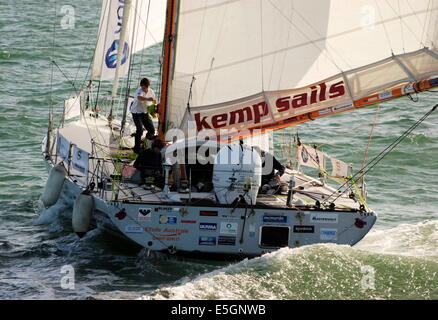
[40,0,438,258]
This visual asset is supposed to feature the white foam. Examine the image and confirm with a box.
[33,198,70,225]
[355,220,438,259]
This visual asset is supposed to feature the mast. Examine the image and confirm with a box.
[157,0,178,140]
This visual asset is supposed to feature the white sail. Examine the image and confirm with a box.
[63,93,82,120]
[91,0,166,81]
[166,0,438,135]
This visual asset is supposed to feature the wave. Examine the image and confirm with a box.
[139,221,438,300]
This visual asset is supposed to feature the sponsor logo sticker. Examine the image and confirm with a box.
[125,225,143,234]
[262,216,288,224]
[154,207,179,212]
[199,222,217,231]
[249,224,256,238]
[181,220,197,224]
[221,215,240,220]
[293,225,315,233]
[220,222,238,235]
[200,211,218,216]
[318,107,331,115]
[320,228,338,241]
[138,208,152,222]
[402,84,415,94]
[332,103,353,112]
[159,215,177,224]
[218,236,236,246]
[199,236,217,246]
[310,212,338,224]
[378,91,392,100]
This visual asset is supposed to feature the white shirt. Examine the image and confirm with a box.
[130,87,156,114]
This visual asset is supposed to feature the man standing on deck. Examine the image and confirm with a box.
[130,78,157,153]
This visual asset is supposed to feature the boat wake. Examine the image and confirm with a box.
[136,220,438,300]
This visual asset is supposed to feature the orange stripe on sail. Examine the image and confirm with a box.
[217,76,438,143]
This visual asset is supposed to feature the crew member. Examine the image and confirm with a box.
[261,151,285,191]
[133,138,165,188]
[130,78,157,154]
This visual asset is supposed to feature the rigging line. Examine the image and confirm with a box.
[405,0,429,47]
[138,0,152,80]
[73,0,103,87]
[120,0,141,134]
[49,0,57,119]
[266,0,343,73]
[286,3,353,71]
[398,0,406,53]
[420,0,432,48]
[72,0,109,105]
[361,104,380,171]
[375,0,394,54]
[313,119,379,151]
[404,0,427,30]
[192,0,208,76]
[77,4,125,163]
[384,0,425,48]
[189,0,208,105]
[260,0,264,92]
[274,3,293,90]
[325,103,437,204]
[200,3,228,103]
[51,59,78,94]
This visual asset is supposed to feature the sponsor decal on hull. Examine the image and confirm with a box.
[181,220,197,224]
[310,212,338,224]
[249,224,256,238]
[199,236,217,246]
[159,215,177,224]
[200,211,218,217]
[320,228,338,241]
[220,222,238,235]
[154,207,179,212]
[147,228,189,241]
[221,215,240,220]
[125,225,143,234]
[218,236,236,246]
[262,215,288,224]
[138,208,152,222]
[199,222,217,231]
[293,225,315,233]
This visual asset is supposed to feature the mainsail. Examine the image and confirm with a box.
[159,0,438,140]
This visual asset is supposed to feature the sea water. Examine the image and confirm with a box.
[0,0,436,300]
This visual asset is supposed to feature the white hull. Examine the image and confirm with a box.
[42,154,376,258]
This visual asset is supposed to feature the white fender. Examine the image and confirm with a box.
[72,192,93,238]
[41,164,67,207]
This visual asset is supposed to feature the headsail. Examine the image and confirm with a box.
[91,0,166,82]
[162,0,438,140]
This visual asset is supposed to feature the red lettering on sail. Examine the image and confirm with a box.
[194,81,346,131]
[276,81,346,113]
